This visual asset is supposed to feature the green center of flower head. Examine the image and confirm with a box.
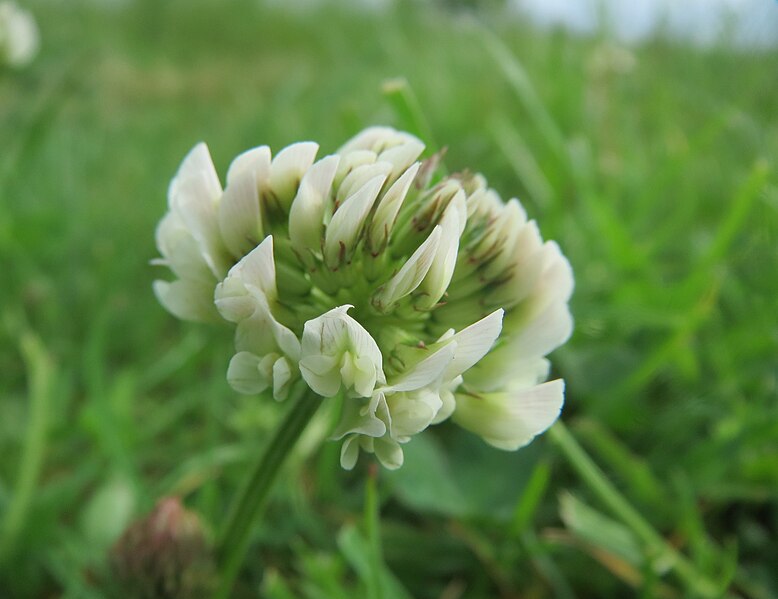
[154,127,574,470]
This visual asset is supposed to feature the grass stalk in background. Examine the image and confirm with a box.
[548,421,727,599]
[475,19,569,167]
[0,333,54,561]
[382,77,440,155]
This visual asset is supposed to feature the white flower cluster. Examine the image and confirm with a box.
[0,1,38,69]
[154,127,573,469]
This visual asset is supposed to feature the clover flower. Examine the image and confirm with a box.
[111,498,215,598]
[0,1,39,69]
[154,127,573,469]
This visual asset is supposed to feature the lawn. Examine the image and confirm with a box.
[1,0,777,597]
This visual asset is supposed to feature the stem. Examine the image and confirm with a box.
[0,333,53,560]
[548,421,727,599]
[364,467,383,599]
[213,388,322,599]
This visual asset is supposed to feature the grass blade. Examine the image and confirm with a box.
[0,333,55,559]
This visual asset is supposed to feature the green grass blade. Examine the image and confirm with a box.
[0,333,55,559]
[549,421,730,598]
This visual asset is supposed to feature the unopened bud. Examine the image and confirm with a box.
[110,497,215,599]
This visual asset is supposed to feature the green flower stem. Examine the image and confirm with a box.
[214,388,322,599]
[548,421,727,599]
[364,468,384,599]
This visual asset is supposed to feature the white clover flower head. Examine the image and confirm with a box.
[0,1,39,69]
[154,126,574,469]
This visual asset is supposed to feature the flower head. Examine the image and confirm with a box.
[110,497,215,598]
[0,2,39,69]
[154,127,573,469]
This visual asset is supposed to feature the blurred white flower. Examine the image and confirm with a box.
[154,126,573,469]
[0,1,39,69]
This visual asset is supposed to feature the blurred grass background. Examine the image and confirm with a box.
[1,0,777,597]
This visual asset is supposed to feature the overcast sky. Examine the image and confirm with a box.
[513,0,778,47]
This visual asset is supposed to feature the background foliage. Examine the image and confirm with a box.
[1,0,776,597]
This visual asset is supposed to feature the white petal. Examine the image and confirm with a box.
[442,309,504,380]
[226,145,271,185]
[385,342,457,392]
[507,240,574,320]
[338,126,400,155]
[155,210,184,258]
[374,437,404,470]
[227,352,270,395]
[432,386,457,424]
[323,175,386,268]
[453,379,564,451]
[331,394,388,440]
[505,359,552,391]
[214,237,277,324]
[346,354,379,398]
[367,162,420,252]
[218,168,262,258]
[355,127,422,158]
[228,291,301,360]
[269,141,319,205]
[172,172,229,278]
[153,279,218,323]
[486,250,546,309]
[214,276,255,323]
[378,139,425,180]
[417,192,466,309]
[386,389,443,439]
[371,226,441,311]
[340,434,361,470]
[465,188,502,221]
[299,305,384,398]
[540,241,575,304]
[154,212,213,284]
[483,218,541,282]
[466,353,551,393]
[272,357,294,401]
[504,197,528,227]
[400,180,463,244]
[228,236,277,300]
[234,312,279,355]
[298,355,341,397]
[169,143,221,207]
[288,155,340,256]
[333,150,377,188]
[336,161,393,206]
[505,301,573,361]
[489,236,571,311]
[259,295,301,360]
[299,354,339,375]
[473,198,527,262]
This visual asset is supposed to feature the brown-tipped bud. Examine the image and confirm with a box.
[109,497,215,599]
